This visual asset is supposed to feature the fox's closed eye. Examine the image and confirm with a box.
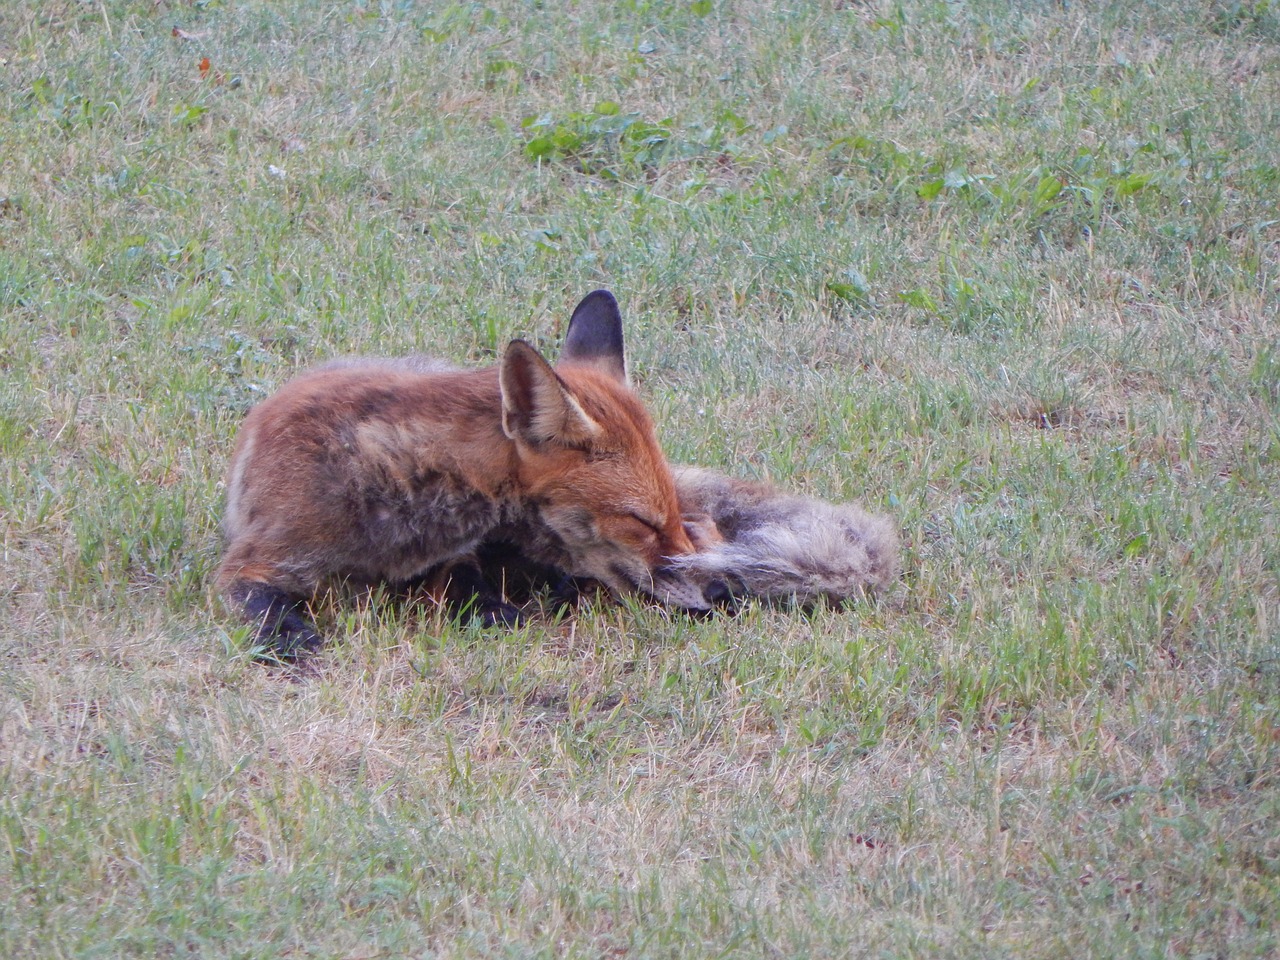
[627,512,663,536]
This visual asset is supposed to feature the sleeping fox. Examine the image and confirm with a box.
[215,290,719,656]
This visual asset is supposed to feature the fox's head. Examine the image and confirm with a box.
[499,290,719,612]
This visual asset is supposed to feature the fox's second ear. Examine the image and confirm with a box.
[560,289,628,384]
[500,339,601,447]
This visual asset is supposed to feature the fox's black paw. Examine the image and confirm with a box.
[550,575,594,610]
[269,623,324,660]
[477,600,524,629]
[233,581,324,661]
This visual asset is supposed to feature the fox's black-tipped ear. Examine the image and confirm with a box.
[560,289,628,384]
[500,339,601,447]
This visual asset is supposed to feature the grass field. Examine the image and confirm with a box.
[2,0,1279,956]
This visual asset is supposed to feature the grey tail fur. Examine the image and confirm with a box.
[670,466,899,604]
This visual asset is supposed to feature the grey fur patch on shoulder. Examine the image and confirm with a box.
[672,467,900,603]
[314,356,462,375]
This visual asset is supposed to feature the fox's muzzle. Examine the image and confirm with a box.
[638,563,729,614]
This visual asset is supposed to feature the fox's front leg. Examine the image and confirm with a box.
[418,556,523,628]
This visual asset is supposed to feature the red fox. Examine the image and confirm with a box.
[216,290,718,656]
[670,466,900,605]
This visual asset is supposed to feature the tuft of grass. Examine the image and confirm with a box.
[2,0,1278,956]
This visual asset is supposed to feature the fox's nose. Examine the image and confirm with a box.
[702,579,733,607]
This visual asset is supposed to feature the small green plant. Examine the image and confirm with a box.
[1209,0,1279,35]
[522,103,677,178]
[521,104,754,179]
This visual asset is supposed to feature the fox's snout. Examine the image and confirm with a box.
[700,577,733,607]
[647,563,731,614]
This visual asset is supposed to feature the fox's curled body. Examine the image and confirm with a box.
[216,291,714,656]
[672,467,899,605]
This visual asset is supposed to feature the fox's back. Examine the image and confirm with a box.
[222,361,516,585]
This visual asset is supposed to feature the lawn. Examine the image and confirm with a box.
[1,0,1278,957]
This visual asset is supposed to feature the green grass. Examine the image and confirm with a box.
[2,0,1278,956]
